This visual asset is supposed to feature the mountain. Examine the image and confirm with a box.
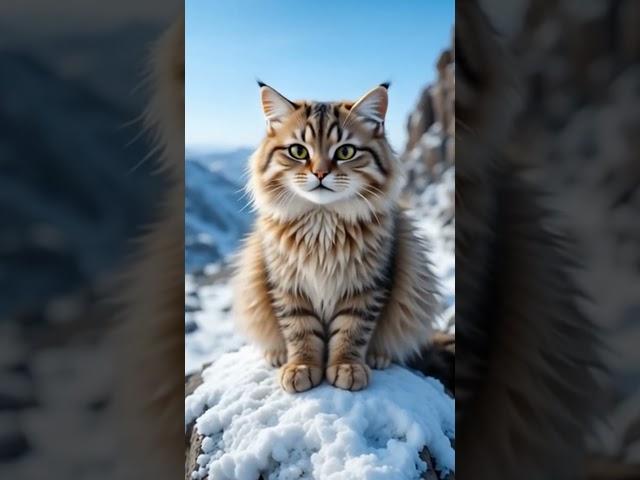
[185,149,255,273]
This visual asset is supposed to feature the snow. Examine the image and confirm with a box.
[185,346,455,480]
[409,167,455,331]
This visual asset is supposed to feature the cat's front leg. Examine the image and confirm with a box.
[273,293,324,393]
[326,302,379,391]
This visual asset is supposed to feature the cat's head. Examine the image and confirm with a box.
[248,83,402,221]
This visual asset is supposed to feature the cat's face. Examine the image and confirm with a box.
[249,84,401,220]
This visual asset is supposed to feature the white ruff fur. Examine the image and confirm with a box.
[261,209,394,319]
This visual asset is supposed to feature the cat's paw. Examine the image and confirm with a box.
[264,348,287,368]
[326,362,371,391]
[279,363,323,393]
[366,353,392,370]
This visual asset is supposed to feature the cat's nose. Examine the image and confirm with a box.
[312,169,329,180]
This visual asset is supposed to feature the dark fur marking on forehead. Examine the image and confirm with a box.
[312,103,329,144]
[311,103,329,116]
[358,146,388,175]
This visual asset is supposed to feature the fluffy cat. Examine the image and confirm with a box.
[232,83,440,393]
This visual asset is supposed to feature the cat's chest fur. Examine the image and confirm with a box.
[261,210,393,319]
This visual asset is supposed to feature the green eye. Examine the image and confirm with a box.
[335,144,356,161]
[288,144,309,160]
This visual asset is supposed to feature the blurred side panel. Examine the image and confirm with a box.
[0,1,184,479]
[456,0,640,478]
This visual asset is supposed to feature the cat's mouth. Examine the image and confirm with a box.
[311,184,334,192]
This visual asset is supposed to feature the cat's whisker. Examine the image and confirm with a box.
[361,186,383,201]
[356,191,381,225]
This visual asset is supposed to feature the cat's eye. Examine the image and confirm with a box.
[288,144,309,160]
[335,144,356,161]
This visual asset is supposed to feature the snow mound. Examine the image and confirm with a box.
[185,346,455,480]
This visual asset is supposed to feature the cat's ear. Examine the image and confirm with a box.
[349,83,389,136]
[258,81,297,134]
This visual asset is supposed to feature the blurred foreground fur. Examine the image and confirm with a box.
[111,17,184,480]
[456,1,603,478]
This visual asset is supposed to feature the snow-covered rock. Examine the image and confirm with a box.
[185,347,455,480]
[408,167,455,332]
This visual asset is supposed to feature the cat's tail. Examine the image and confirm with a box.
[406,330,455,396]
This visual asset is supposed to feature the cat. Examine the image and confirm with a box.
[232,82,441,393]
[455,1,602,478]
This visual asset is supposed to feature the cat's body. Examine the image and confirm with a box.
[233,85,439,392]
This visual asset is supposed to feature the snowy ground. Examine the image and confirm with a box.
[186,347,454,480]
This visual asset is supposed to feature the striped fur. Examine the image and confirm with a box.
[233,84,439,392]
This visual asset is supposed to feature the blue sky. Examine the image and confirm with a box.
[186,0,454,152]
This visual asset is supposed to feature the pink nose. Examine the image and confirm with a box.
[313,169,328,180]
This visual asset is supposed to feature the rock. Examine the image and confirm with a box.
[420,446,455,480]
[402,36,455,192]
[186,429,206,480]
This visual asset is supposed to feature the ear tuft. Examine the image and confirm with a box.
[259,83,296,126]
[379,81,391,90]
[350,85,389,125]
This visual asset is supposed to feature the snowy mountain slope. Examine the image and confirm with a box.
[409,167,455,332]
[185,150,254,273]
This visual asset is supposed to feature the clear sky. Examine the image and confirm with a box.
[186,0,454,152]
